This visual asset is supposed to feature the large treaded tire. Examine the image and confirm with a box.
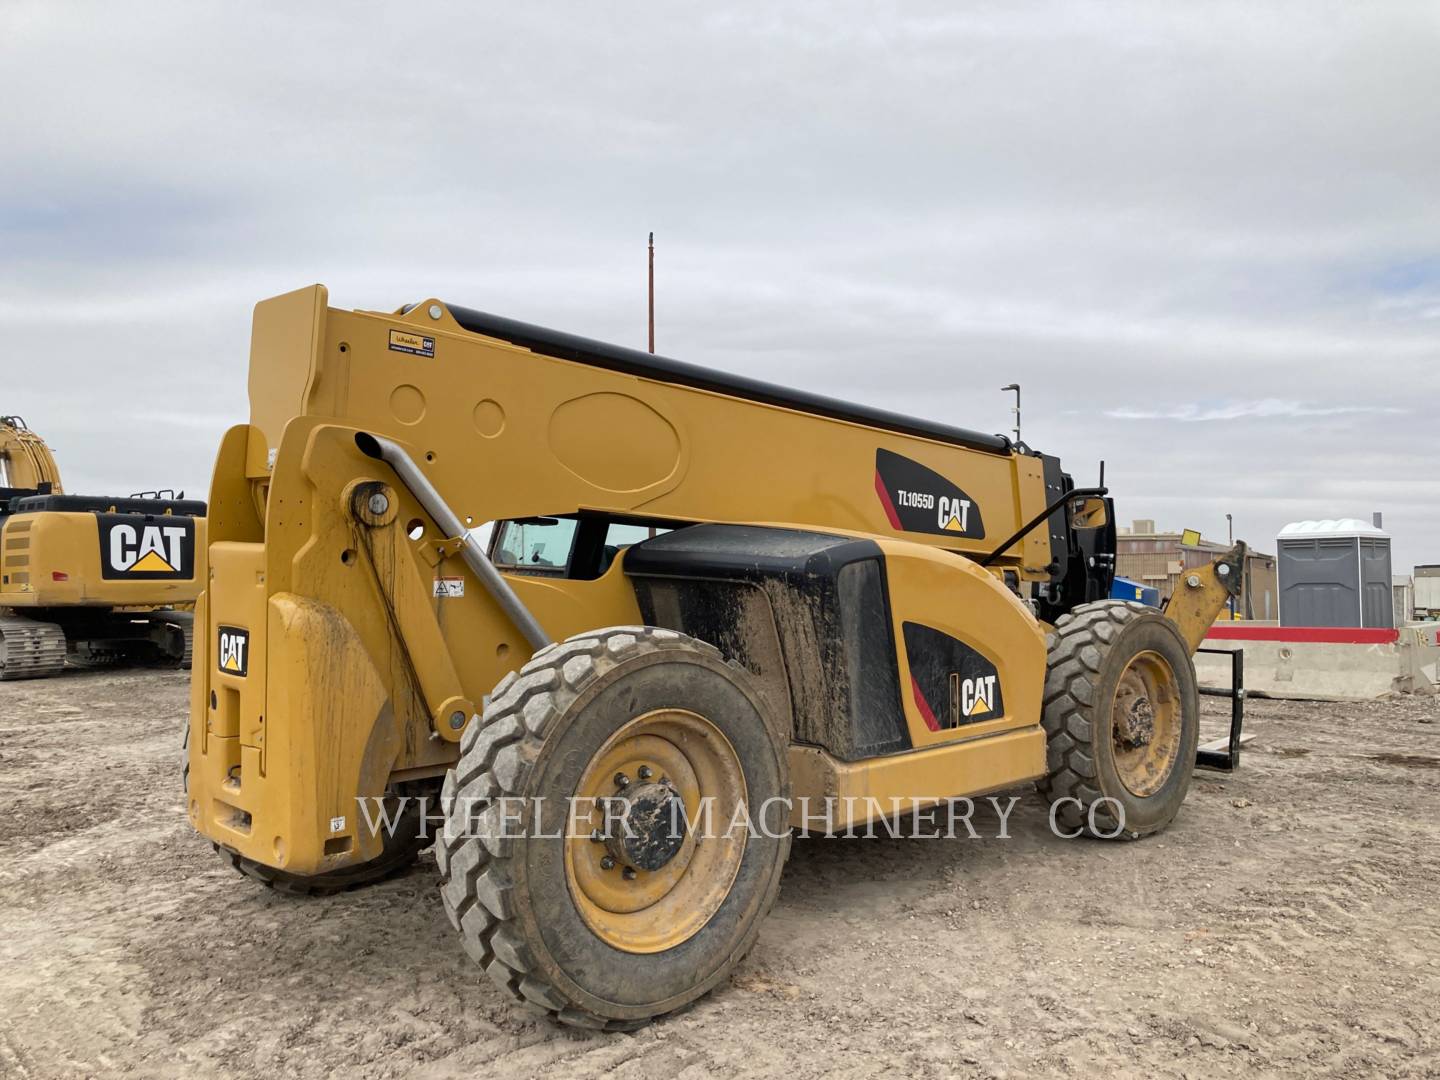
[215,826,428,896]
[436,625,791,1031]
[183,714,429,896]
[1038,601,1199,839]
[182,651,426,898]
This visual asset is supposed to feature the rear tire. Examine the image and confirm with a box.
[1038,601,1199,839]
[182,648,427,897]
[214,797,430,897]
[437,626,791,1030]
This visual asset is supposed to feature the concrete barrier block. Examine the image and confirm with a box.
[1197,626,1439,702]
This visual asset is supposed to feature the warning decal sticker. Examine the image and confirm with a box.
[433,577,464,598]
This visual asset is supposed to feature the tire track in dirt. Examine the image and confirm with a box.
[2,673,1439,1076]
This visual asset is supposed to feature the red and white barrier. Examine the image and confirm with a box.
[1195,624,1439,701]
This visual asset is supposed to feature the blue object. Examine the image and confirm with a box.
[1111,576,1160,607]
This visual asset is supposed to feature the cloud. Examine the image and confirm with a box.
[2,0,1439,570]
[1104,400,1409,422]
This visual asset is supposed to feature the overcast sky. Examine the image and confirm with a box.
[3,2,1437,570]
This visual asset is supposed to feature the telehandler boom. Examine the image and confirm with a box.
[188,285,1242,1028]
[0,416,206,678]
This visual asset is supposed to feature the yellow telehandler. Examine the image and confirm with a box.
[0,415,206,678]
[187,286,1243,1028]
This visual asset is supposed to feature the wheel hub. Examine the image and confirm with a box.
[1109,650,1183,798]
[602,780,688,872]
[1116,694,1155,749]
[566,709,749,954]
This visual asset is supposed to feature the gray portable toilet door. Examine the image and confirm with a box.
[1278,537,1361,627]
[1359,538,1394,628]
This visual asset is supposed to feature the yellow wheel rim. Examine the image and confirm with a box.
[1110,650,1182,798]
[565,708,748,954]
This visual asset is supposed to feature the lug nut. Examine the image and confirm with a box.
[367,491,390,516]
[614,772,630,789]
[600,855,615,870]
[622,867,637,881]
[637,765,653,780]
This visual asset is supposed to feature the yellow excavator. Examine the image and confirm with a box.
[187,286,1243,1028]
[0,415,206,678]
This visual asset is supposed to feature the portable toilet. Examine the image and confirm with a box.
[1276,519,1393,628]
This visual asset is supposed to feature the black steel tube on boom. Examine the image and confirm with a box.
[440,303,1015,457]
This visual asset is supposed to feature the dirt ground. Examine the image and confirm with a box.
[1,669,1437,1079]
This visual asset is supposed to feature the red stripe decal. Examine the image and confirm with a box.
[875,470,902,530]
[910,675,942,731]
[1206,625,1399,645]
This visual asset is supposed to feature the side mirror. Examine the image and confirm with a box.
[1070,496,1108,530]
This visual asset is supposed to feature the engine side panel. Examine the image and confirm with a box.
[624,523,1048,769]
[625,523,909,762]
[876,539,1047,753]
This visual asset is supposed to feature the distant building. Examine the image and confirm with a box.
[1393,574,1413,625]
[1416,565,1440,619]
[1115,520,1277,620]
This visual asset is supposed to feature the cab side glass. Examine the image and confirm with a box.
[600,522,670,574]
[493,518,579,571]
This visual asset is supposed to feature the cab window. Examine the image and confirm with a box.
[488,516,674,578]
[600,522,669,575]
[492,518,578,573]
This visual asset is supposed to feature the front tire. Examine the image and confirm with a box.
[437,626,791,1030]
[1039,601,1199,839]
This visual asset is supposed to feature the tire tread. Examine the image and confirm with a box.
[436,625,775,1031]
[1037,601,1185,839]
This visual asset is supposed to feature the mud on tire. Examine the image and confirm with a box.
[1038,601,1199,839]
[436,626,791,1031]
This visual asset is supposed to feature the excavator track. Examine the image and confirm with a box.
[0,616,67,680]
[152,610,195,668]
[176,612,194,669]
